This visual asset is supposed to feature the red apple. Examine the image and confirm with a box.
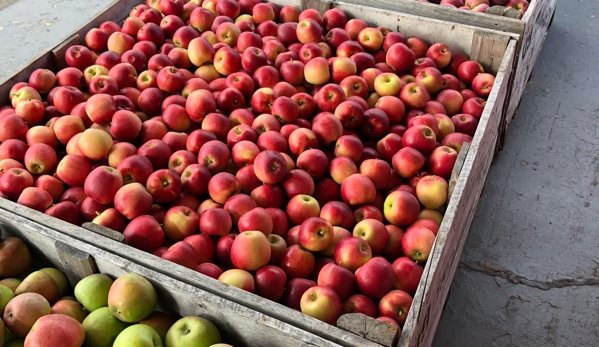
[383,190,420,226]
[378,290,413,325]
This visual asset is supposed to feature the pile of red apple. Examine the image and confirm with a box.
[418,0,530,15]
[0,236,225,347]
[0,0,495,332]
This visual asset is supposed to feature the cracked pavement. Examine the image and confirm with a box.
[433,1,599,346]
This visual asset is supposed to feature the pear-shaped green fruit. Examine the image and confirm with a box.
[39,268,69,296]
[113,324,163,347]
[165,316,221,347]
[108,274,157,323]
[82,307,129,347]
[0,284,14,314]
[75,274,113,312]
[15,271,59,303]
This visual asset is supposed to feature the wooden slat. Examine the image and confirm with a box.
[334,0,525,34]
[337,313,399,347]
[301,0,333,13]
[447,142,470,202]
[398,39,517,347]
[470,30,511,76]
[504,0,557,124]
[82,222,125,243]
[0,209,344,347]
[55,240,97,287]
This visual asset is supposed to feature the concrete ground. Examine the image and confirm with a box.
[0,0,19,12]
[1,0,597,346]
[433,1,599,346]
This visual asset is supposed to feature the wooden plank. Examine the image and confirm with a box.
[398,39,517,347]
[470,30,510,76]
[301,0,333,14]
[337,313,399,347]
[334,0,525,34]
[0,209,344,347]
[447,142,471,202]
[505,0,557,124]
[82,222,125,243]
[55,240,97,287]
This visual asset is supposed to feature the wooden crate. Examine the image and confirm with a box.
[336,0,557,148]
[0,1,518,346]
[0,208,348,347]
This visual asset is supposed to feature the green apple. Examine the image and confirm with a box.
[75,274,113,312]
[108,274,157,323]
[82,307,129,347]
[39,268,69,296]
[113,324,163,347]
[0,284,14,314]
[165,316,221,347]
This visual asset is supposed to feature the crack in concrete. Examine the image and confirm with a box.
[459,260,599,290]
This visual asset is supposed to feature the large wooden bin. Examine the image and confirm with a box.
[0,0,518,346]
[0,207,345,347]
[337,0,558,147]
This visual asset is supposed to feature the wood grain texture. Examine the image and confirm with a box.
[447,142,471,202]
[470,30,511,76]
[55,240,97,287]
[337,313,399,347]
[301,0,333,13]
[505,0,557,125]
[335,0,525,34]
[398,39,517,347]
[82,222,125,243]
[0,209,345,347]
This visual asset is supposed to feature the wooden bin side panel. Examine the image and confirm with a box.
[398,39,517,347]
[505,0,557,123]
[0,209,342,347]
[334,0,525,34]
